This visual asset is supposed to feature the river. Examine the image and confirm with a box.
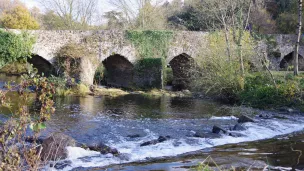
[0,74,304,171]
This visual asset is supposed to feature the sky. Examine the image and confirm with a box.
[22,0,116,13]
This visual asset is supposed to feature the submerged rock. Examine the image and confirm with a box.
[87,143,119,155]
[238,115,255,123]
[53,160,72,170]
[228,132,244,137]
[259,114,272,119]
[127,134,142,138]
[140,136,171,147]
[193,131,221,138]
[212,125,227,134]
[232,124,246,131]
[41,133,76,161]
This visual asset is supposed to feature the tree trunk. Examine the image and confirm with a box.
[221,13,232,62]
[294,0,302,76]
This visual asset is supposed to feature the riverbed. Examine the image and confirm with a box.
[0,74,304,171]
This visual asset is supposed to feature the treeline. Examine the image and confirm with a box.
[0,0,301,33]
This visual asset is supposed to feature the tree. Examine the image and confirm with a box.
[41,10,67,30]
[40,0,98,29]
[109,0,167,29]
[0,0,25,14]
[136,1,167,29]
[0,5,39,29]
[103,11,125,29]
[294,0,302,76]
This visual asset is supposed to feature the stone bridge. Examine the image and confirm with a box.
[8,30,304,89]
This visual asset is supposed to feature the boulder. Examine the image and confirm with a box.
[140,136,171,147]
[127,134,142,138]
[212,125,227,134]
[228,132,244,137]
[25,136,44,144]
[232,124,246,131]
[193,131,222,138]
[41,133,76,161]
[259,114,272,119]
[238,115,255,123]
[87,143,119,155]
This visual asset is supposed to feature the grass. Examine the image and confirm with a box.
[0,61,28,75]
[135,89,193,98]
[93,87,130,97]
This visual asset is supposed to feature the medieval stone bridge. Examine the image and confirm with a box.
[9,30,304,89]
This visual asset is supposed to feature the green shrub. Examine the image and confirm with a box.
[125,30,173,59]
[0,30,35,68]
[238,74,302,108]
[164,67,173,85]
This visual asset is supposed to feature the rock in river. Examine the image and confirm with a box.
[212,125,227,134]
[232,124,246,131]
[140,136,171,147]
[238,115,255,123]
[41,133,76,161]
[87,142,119,155]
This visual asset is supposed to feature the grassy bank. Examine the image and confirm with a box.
[237,72,304,110]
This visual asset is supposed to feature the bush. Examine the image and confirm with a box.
[0,30,35,68]
[0,75,55,170]
[192,30,256,101]
[238,73,302,108]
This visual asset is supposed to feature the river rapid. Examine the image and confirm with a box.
[0,74,304,171]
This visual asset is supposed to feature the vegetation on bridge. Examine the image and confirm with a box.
[126,30,173,59]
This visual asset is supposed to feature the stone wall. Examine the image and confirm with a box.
[6,29,304,86]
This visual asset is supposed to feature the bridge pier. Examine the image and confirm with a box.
[79,58,99,85]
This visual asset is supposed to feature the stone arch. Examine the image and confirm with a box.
[100,54,134,88]
[28,54,53,76]
[280,52,304,70]
[168,53,196,90]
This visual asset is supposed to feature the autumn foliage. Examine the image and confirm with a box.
[0,5,39,29]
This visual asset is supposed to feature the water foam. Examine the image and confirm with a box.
[54,116,304,170]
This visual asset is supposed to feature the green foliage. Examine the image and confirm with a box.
[164,67,173,85]
[0,30,35,68]
[0,6,39,29]
[276,12,298,34]
[239,73,302,108]
[94,64,105,85]
[192,30,256,100]
[74,84,90,96]
[0,59,28,75]
[126,30,173,59]
[134,58,164,89]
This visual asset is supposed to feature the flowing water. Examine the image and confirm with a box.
[0,74,304,171]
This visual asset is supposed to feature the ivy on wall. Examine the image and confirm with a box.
[0,30,35,68]
[133,58,165,89]
[125,30,173,59]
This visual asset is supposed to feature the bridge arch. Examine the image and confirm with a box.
[28,54,53,76]
[94,54,134,88]
[279,52,304,71]
[168,53,196,90]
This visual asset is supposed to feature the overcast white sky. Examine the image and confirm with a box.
[22,0,177,13]
[22,0,115,12]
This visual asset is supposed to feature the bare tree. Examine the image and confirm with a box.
[39,0,98,29]
[0,0,25,14]
[109,0,167,29]
[294,0,303,76]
